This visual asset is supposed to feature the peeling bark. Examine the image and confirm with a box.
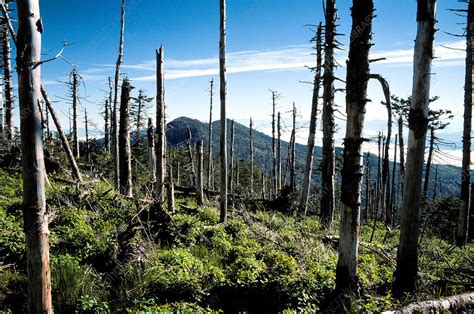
[118,79,133,197]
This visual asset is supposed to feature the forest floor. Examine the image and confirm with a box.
[0,168,473,313]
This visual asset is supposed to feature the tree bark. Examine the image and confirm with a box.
[301,23,323,214]
[118,78,133,197]
[398,115,405,197]
[147,118,156,183]
[104,99,110,153]
[382,292,474,314]
[336,0,373,293]
[391,135,398,216]
[208,78,214,189]
[458,0,473,245]
[219,0,228,223]
[155,46,166,203]
[364,153,371,222]
[196,140,204,206]
[277,111,282,193]
[271,90,277,198]
[2,15,13,142]
[113,0,125,188]
[0,76,4,138]
[41,86,83,182]
[71,69,80,159]
[394,0,436,296]
[320,0,337,229]
[16,0,52,311]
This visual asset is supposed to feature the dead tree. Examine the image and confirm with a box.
[300,23,323,214]
[16,0,52,310]
[364,153,371,221]
[336,0,374,293]
[320,0,337,229]
[167,164,175,212]
[106,77,113,153]
[131,89,153,144]
[0,76,3,138]
[186,126,196,185]
[290,103,296,191]
[155,46,166,203]
[104,99,110,153]
[2,10,13,142]
[208,78,214,189]
[219,0,228,222]
[196,140,204,205]
[71,69,80,158]
[270,90,280,198]
[41,86,83,182]
[229,119,235,193]
[118,78,133,197]
[458,0,473,245]
[249,118,254,195]
[113,0,126,188]
[391,135,398,215]
[147,118,156,183]
[393,0,436,296]
[277,111,282,193]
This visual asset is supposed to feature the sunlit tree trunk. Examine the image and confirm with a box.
[394,0,436,296]
[16,0,52,311]
[320,0,337,229]
[155,46,166,203]
[113,0,125,188]
[458,0,473,245]
[2,14,13,142]
[119,78,133,197]
[277,111,282,193]
[300,23,322,214]
[219,0,228,222]
[337,0,374,293]
[208,78,214,189]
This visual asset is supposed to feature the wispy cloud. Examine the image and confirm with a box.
[81,40,466,82]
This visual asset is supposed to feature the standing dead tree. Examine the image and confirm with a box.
[155,46,166,203]
[113,0,126,188]
[0,76,4,138]
[277,111,282,193]
[458,0,474,245]
[320,0,338,229]
[1,4,14,143]
[186,126,196,185]
[393,0,436,296]
[131,89,153,144]
[219,0,228,223]
[208,78,214,189]
[16,0,52,310]
[336,0,374,294]
[41,86,83,182]
[119,78,133,197]
[104,99,110,153]
[300,22,323,214]
[147,118,156,183]
[270,90,281,198]
[71,69,80,159]
[196,140,204,205]
[290,103,297,191]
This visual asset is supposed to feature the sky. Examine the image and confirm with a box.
[3,0,470,165]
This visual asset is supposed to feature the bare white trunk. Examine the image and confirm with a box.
[155,47,166,203]
[219,0,228,222]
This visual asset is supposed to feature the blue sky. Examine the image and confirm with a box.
[5,0,470,164]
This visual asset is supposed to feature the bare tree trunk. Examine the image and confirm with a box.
[186,126,196,185]
[113,0,125,188]
[208,78,214,189]
[300,23,323,214]
[2,15,13,142]
[71,69,80,159]
[41,86,83,182]
[271,90,278,198]
[196,140,204,205]
[290,103,296,191]
[229,119,235,193]
[167,164,175,212]
[423,127,434,198]
[249,118,254,195]
[391,135,398,217]
[277,111,282,193]
[364,153,371,222]
[320,0,337,229]
[458,0,473,245]
[106,77,113,154]
[398,115,405,195]
[219,0,228,222]
[394,0,436,296]
[155,46,166,203]
[147,118,156,183]
[336,0,374,293]
[119,78,133,197]
[16,0,52,310]
[104,99,110,153]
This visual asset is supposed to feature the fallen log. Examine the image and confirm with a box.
[382,292,474,314]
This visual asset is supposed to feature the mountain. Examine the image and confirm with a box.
[166,117,461,196]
